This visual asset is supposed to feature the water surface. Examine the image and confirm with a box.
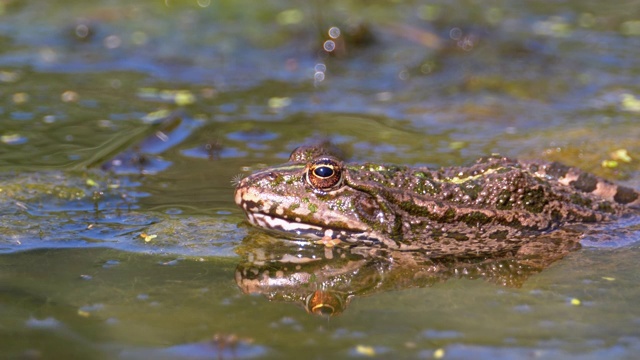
[1,0,639,358]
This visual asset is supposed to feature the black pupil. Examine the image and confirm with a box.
[313,166,334,178]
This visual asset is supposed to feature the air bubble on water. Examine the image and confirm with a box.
[75,24,90,39]
[314,63,326,85]
[323,40,336,52]
[328,26,341,39]
[104,35,122,49]
[449,27,462,40]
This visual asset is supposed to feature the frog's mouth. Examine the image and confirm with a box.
[246,212,323,236]
[234,185,381,243]
[244,211,380,243]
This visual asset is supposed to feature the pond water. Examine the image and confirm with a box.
[1,0,640,359]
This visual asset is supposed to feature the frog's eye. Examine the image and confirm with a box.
[306,157,344,191]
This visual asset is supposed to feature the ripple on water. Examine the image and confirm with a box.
[181,146,248,159]
[226,130,279,142]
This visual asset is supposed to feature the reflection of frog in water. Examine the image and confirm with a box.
[235,230,580,316]
[235,145,639,257]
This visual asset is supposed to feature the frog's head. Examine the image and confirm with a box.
[234,156,389,243]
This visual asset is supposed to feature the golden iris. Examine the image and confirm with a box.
[306,157,343,191]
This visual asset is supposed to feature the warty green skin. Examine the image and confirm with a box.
[234,150,640,257]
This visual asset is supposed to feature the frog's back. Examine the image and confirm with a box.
[376,156,639,254]
[418,156,639,215]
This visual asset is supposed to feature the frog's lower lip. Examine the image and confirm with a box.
[244,212,379,242]
[246,212,323,235]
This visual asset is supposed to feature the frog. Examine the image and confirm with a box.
[234,145,640,257]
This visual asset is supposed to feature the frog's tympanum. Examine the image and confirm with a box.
[235,145,639,257]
